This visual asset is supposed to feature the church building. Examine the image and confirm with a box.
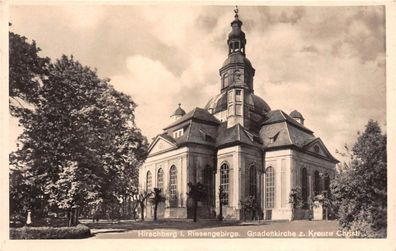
[139,8,338,221]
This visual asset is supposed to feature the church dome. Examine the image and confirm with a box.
[172,103,186,116]
[205,92,271,115]
[246,94,271,115]
[221,53,252,68]
[205,92,227,113]
[290,110,304,119]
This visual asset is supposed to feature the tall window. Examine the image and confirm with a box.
[146,171,152,191]
[169,166,177,206]
[314,171,321,195]
[281,159,286,207]
[301,167,308,207]
[265,166,275,208]
[324,174,330,192]
[249,165,257,197]
[157,168,164,191]
[220,163,229,205]
[203,166,214,206]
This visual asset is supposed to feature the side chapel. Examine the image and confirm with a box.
[139,8,338,220]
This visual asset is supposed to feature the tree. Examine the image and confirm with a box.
[134,191,152,221]
[9,54,148,224]
[331,120,387,238]
[149,188,166,221]
[217,186,227,221]
[45,161,101,226]
[9,31,49,112]
[187,182,206,222]
[313,190,334,221]
[9,30,50,222]
[240,196,258,221]
[289,186,303,221]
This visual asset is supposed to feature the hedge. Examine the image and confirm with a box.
[10,224,91,239]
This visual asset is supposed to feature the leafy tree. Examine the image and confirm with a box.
[44,161,101,226]
[149,188,166,221]
[240,195,258,221]
[289,186,303,221]
[187,182,206,222]
[9,31,49,112]
[331,120,387,238]
[313,190,334,220]
[9,30,50,220]
[134,191,152,221]
[217,186,227,221]
[9,54,148,224]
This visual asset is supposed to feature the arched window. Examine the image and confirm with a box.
[301,167,308,207]
[203,166,214,206]
[324,174,330,192]
[146,171,152,191]
[169,165,177,206]
[249,165,257,197]
[265,167,275,208]
[157,168,164,191]
[314,171,321,195]
[220,163,229,205]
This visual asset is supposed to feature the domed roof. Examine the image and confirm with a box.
[172,103,186,116]
[290,110,304,119]
[205,92,271,115]
[222,53,252,68]
[246,94,271,114]
[205,92,227,113]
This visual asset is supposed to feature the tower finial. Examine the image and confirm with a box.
[234,5,239,18]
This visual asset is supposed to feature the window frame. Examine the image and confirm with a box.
[169,165,178,206]
[265,166,275,208]
[146,171,152,192]
[157,168,164,191]
[220,163,230,205]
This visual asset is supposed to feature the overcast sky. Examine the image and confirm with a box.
[9,4,386,159]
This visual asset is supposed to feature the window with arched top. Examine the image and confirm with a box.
[169,166,177,206]
[301,167,308,207]
[157,168,164,191]
[324,174,330,192]
[265,166,275,208]
[314,171,321,195]
[203,166,214,206]
[220,163,230,205]
[249,165,257,197]
[146,171,152,191]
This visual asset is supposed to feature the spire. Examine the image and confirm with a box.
[228,6,246,55]
[232,5,242,26]
[234,5,239,19]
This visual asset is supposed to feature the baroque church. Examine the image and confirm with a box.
[139,8,338,220]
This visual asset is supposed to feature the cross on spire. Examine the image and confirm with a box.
[234,5,239,18]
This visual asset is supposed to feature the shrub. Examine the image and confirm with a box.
[10,224,91,239]
[331,120,387,238]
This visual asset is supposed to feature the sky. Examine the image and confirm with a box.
[8,4,386,160]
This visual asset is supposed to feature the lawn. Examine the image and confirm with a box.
[85,219,342,239]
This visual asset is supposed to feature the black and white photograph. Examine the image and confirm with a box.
[1,1,395,251]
